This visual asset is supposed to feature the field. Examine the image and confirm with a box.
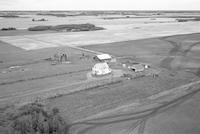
[0,32,200,133]
[50,33,200,121]
[0,11,200,134]
[83,33,200,72]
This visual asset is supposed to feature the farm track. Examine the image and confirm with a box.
[1,33,200,134]
[0,35,117,103]
[23,36,104,55]
[0,59,47,70]
[68,80,200,134]
[0,35,105,69]
[0,71,122,103]
[0,78,90,102]
[0,68,89,86]
[159,37,200,72]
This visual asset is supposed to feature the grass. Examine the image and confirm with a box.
[0,31,199,127]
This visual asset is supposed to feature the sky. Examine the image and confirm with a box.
[0,0,200,10]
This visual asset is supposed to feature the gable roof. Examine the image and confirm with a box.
[96,54,112,60]
[93,62,110,70]
[130,64,144,71]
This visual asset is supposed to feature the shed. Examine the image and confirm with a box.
[129,64,145,72]
[92,62,112,76]
[94,54,112,62]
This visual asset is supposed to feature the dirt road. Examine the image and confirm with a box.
[159,36,200,72]
[68,80,200,134]
[0,71,122,105]
[23,36,104,55]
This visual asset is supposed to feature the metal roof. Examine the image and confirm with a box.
[130,64,144,71]
[96,54,112,60]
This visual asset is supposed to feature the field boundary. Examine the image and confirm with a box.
[73,80,200,123]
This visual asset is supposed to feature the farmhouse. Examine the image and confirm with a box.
[93,54,112,62]
[92,62,112,76]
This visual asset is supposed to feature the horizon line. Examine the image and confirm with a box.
[1,9,200,11]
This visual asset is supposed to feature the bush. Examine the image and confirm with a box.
[7,102,68,134]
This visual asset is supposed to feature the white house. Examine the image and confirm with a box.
[92,62,112,76]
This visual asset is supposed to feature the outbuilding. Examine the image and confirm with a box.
[129,64,145,72]
[92,62,112,76]
[93,54,112,62]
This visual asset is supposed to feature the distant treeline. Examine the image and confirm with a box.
[0,14,29,18]
[36,12,118,17]
[28,23,105,32]
[176,17,200,22]
[1,27,16,31]
[37,13,70,17]
[0,15,20,18]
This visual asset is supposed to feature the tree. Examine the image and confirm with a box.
[7,102,68,134]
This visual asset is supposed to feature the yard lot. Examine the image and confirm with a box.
[83,33,200,73]
[0,39,96,105]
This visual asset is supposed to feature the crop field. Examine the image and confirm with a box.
[83,33,200,72]
[0,31,200,114]
[1,17,200,51]
[0,39,98,106]
[0,12,200,134]
[43,33,199,122]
